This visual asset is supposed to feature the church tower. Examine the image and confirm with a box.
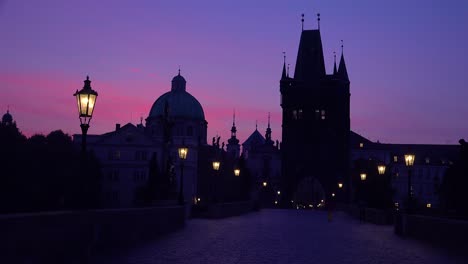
[226,111,240,158]
[280,17,350,207]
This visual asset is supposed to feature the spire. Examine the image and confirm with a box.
[228,109,239,146]
[232,109,236,126]
[338,40,349,81]
[265,112,273,145]
[281,52,287,79]
[317,13,320,30]
[287,64,290,77]
[301,14,305,31]
[255,120,258,131]
[333,51,337,75]
[268,112,271,128]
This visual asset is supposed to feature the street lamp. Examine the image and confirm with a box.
[360,173,367,181]
[262,181,268,187]
[338,182,343,189]
[212,161,220,171]
[234,168,240,177]
[177,145,188,205]
[74,76,98,153]
[212,161,220,203]
[377,165,386,175]
[404,154,415,213]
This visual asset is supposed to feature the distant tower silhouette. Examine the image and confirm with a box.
[280,19,350,207]
[1,108,14,126]
[226,110,240,158]
[265,113,273,146]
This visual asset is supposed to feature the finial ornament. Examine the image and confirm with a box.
[301,14,305,31]
[268,112,271,128]
[233,109,236,126]
[317,13,320,30]
[341,40,344,53]
[283,51,286,64]
[255,120,258,130]
[86,75,89,80]
[178,65,181,75]
[334,51,336,62]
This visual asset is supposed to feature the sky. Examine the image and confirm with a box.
[1,0,468,144]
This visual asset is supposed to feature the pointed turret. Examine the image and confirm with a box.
[281,52,287,80]
[338,42,349,81]
[293,30,326,83]
[227,110,240,158]
[333,52,338,75]
[281,61,287,80]
[265,113,273,145]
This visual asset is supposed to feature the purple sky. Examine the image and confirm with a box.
[1,0,467,144]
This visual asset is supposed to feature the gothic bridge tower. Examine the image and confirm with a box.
[280,18,350,207]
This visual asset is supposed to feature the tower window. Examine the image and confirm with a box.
[292,110,298,120]
[321,110,326,120]
[393,156,398,162]
[359,143,364,148]
[298,109,303,119]
[315,110,320,120]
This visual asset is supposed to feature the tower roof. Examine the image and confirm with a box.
[2,110,13,124]
[338,53,349,81]
[242,129,265,147]
[293,30,326,82]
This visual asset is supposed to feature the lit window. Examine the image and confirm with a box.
[359,143,364,148]
[393,156,398,162]
[425,157,430,164]
[426,203,431,208]
[315,109,320,120]
[321,110,326,120]
[292,110,298,120]
[298,109,303,119]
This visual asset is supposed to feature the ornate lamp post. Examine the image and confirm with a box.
[404,154,415,213]
[74,76,98,153]
[212,161,220,203]
[378,165,386,175]
[177,145,188,205]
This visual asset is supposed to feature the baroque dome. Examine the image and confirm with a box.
[2,110,13,124]
[148,73,205,120]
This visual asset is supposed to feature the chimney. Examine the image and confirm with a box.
[116,123,121,131]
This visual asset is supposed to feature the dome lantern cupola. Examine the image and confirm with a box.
[171,70,186,92]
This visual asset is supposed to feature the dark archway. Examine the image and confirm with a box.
[293,177,326,206]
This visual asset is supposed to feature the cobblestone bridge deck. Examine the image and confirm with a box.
[93,209,467,264]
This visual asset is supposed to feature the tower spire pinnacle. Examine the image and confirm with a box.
[268,112,271,128]
[317,13,320,30]
[281,52,287,79]
[178,65,181,75]
[301,14,304,31]
[233,109,236,126]
[338,40,349,81]
[287,64,290,77]
[255,120,258,130]
[333,51,337,75]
